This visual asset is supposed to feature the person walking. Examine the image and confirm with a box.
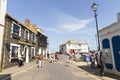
[69,49,73,62]
[90,52,96,69]
[18,55,24,67]
[99,51,105,76]
[55,53,59,61]
[36,54,43,68]
[47,53,49,59]
[95,51,100,68]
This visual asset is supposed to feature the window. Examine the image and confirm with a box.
[24,29,29,41]
[11,22,21,39]
[10,43,20,61]
[31,47,35,58]
[31,33,36,43]
[13,24,20,35]
[11,46,18,57]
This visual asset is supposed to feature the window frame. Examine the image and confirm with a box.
[9,43,20,62]
[11,21,21,38]
[24,29,30,41]
[31,33,36,43]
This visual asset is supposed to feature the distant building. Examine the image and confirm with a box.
[99,12,120,76]
[59,39,89,54]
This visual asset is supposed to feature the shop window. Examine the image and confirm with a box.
[11,46,18,57]
[9,43,20,62]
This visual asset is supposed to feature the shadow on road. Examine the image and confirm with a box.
[0,74,11,80]
[77,65,120,80]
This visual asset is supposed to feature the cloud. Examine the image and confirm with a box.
[61,19,93,32]
[45,10,93,33]
[45,27,63,34]
[76,27,96,36]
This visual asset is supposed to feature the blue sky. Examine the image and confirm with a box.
[7,0,120,52]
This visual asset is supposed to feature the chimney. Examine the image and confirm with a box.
[25,19,30,27]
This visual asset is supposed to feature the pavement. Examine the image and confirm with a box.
[0,61,36,80]
[71,60,120,80]
[0,55,120,80]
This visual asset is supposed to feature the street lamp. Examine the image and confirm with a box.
[91,2,100,50]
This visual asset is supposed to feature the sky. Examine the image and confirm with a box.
[7,0,120,52]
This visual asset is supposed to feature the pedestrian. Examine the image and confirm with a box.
[47,53,49,59]
[95,52,100,68]
[49,55,55,63]
[18,55,24,67]
[69,49,74,62]
[99,51,105,76]
[36,54,43,68]
[18,57,21,67]
[55,53,58,61]
[69,54,72,62]
[74,52,80,62]
[90,52,96,69]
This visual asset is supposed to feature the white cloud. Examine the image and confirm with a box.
[76,27,96,36]
[45,10,93,33]
[46,27,63,34]
[62,19,93,32]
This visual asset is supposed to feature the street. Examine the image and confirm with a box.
[11,55,100,80]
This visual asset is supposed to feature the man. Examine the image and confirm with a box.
[18,55,24,67]
[99,51,105,76]
[95,51,101,68]
[69,49,73,62]
[90,53,95,68]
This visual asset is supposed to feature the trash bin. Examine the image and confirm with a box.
[83,55,90,62]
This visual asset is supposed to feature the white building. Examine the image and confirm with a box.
[99,12,120,76]
[0,0,7,70]
[59,39,89,54]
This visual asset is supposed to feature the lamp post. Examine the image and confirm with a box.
[91,2,100,50]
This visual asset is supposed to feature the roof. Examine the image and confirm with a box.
[67,39,88,45]
[5,13,43,35]
[99,12,120,32]
[99,22,118,32]
[60,39,88,46]
[36,27,47,37]
[25,24,38,34]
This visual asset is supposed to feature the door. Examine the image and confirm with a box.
[112,36,120,72]
[102,39,113,70]
[24,46,29,63]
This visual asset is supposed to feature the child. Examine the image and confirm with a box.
[36,55,42,68]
